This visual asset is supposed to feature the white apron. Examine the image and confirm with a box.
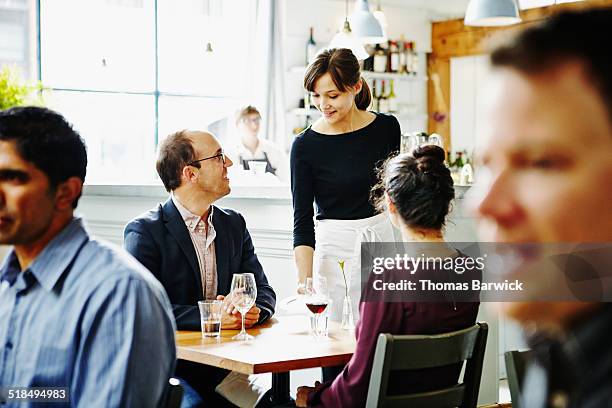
[313,213,397,322]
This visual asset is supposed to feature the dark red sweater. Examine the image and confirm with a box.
[308,271,480,407]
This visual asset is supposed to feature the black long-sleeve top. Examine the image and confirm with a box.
[290,113,401,249]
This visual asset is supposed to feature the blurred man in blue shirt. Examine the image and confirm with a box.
[0,107,176,407]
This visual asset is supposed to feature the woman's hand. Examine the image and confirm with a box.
[296,382,320,407]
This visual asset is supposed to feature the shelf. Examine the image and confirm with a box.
[288,66,426,82]
[288,108,427,121]
[362,71,427,82]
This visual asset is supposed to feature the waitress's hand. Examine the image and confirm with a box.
[296,281,306,295]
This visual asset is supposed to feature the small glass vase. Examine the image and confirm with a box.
[341,295,355,330]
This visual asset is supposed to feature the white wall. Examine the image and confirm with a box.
[450,54,491,155]
[450,55,528,379]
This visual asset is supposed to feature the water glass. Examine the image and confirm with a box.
[198,300,222,338]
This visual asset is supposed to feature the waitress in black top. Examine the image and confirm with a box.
[291,48,401,322]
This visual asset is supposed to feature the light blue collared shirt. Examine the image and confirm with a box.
[0,218,176,407]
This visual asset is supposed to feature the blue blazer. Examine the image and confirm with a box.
[124,198,276,330]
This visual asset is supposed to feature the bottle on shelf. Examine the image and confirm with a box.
[389,41,400,73]
[378,80,389,113]
[387,79,397,113]
[373,44,387,73]
[398,35,407,74]
[306,27,317,65]
[371,79,379,112]
[460,157,474,185]
[407,42,418,76]
[363,50,374,72]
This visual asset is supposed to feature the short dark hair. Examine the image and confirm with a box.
[0,106,87,208]
[304,48,372,111]
[372,145,454,230]
[491,7,612,120]
[156,130,198,192]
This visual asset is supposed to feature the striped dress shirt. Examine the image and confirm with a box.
[171,194,218,300]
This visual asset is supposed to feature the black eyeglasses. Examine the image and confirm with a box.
[187,151,226,167]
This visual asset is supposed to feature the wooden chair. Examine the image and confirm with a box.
[366,322,488,408]
[504,350,533,408]
[163,377,184,408]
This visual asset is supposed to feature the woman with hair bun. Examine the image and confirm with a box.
[296,145,480,407]
[291,48,401,328]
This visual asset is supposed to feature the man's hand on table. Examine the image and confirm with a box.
[216,295,260,329]
[296,382,320,407]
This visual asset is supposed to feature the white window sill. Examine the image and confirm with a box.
[83,183,292,201]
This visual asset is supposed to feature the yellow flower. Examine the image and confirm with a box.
[338,259,348,297]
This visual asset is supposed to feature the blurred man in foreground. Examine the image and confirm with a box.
[474,8,612,407]
[0,107,175,407]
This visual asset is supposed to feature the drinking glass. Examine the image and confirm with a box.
[305,277,329,338]
[230,273,257,341]
[198,300,222,338]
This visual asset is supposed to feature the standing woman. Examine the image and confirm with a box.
[291,48,401,321]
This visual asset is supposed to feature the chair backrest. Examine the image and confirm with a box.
[163,378,184,408]
[504,349,533,408]
[366,322,488,408]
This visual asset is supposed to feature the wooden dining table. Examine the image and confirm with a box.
[176,314,356,406]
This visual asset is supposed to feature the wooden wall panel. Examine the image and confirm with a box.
[427,0,612,149]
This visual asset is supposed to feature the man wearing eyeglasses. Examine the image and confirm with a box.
[124,130,276,407]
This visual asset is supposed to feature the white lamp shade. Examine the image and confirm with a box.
[329,21,369,60]
[348,0,386,44]
[464,0,521,27]
[373,8,388,38]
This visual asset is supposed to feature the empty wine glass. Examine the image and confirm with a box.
[230,273,257,341]
[305,277,329,337]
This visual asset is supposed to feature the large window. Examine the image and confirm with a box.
[0,0,33,79]
[37,0,260,184]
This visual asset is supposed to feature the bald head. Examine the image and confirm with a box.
[156,129,220,192]
[184,130,214,145]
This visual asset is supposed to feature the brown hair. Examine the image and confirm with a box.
[491,8,612,121]
[156,130,198,192]
[304,48,371,111]
[371,145,455,230]
[235,105,261,125]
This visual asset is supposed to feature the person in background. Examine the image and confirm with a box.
[230,105,289,182]
[0,106,175,407]
[296,145,480,407]
[124,129,276,407]
[291,47,401,325]
[473,8,612,407]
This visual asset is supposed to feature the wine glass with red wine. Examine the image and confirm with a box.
[305,277,329,337]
